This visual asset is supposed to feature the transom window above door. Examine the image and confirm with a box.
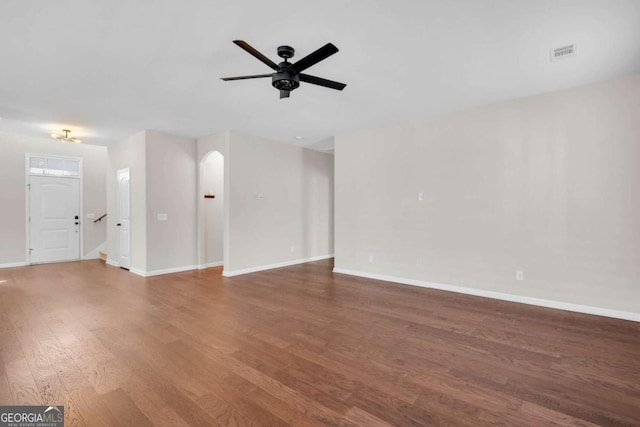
[29,156,80,177]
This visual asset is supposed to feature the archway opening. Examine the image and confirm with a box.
[200,150,224,270]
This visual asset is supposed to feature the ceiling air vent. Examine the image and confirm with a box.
[550,44,576,62]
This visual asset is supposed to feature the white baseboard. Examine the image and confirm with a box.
[332,268,640,323]
[131,264,200,278]
[112,263,216,277]
[0,261,28,269]
[106,259,119,268]
[83,241,107,260]
[130,268,146,277]
[199,261,223,269]
[223,254,334,277]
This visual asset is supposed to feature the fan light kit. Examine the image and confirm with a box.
[51,129,81,143]
[222,40,347,99]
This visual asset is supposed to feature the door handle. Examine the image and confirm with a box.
[117,223,122,227]
[75,222,79,225]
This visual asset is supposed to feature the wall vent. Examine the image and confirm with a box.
[550,44,576,62]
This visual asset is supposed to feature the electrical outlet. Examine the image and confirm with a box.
[290,245,295,252]
[418,192,423,201]
[516,270,524,281]
[369,255,374,263]
[157,213,168,221]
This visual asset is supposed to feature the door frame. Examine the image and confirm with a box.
[25,153,84,265]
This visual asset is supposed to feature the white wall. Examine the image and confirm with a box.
[225,131,334,274]
[108,130,198,275]
[202,151,224,265]
[0,132,107,266]
[334,74,640,316]
[107,129,334,277]
[145,130,198,273]
[107,131,146,271]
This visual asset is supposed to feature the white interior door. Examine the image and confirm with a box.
[29,175,80,264]
[117,168,131,269]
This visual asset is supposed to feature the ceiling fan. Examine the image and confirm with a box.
[221,40,347,99]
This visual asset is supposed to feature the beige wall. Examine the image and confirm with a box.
[145,130,198,273]
[225,131,334,274]
[107,131,146,271]
[335,74,640,314]
[0,132,107,266]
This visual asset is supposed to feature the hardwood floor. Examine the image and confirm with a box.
[0,259,638,426]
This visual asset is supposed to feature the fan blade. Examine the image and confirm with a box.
[221,74,272,81]
[299,74,347,90]
[233,40,278,70]
[280,90,290,99]
[292,43,339,72]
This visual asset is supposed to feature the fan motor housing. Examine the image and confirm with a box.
[272,68,300,91]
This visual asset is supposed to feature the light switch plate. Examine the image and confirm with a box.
[157,213,168,221]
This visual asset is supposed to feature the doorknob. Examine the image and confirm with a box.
[75,222,79,225]
[117,223,122,227]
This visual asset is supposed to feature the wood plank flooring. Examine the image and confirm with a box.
[0,259,638,426]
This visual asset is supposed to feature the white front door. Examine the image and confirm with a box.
[117,168,131,269]
[29,175,81,264]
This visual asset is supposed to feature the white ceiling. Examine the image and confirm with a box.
[1,0,639,149]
